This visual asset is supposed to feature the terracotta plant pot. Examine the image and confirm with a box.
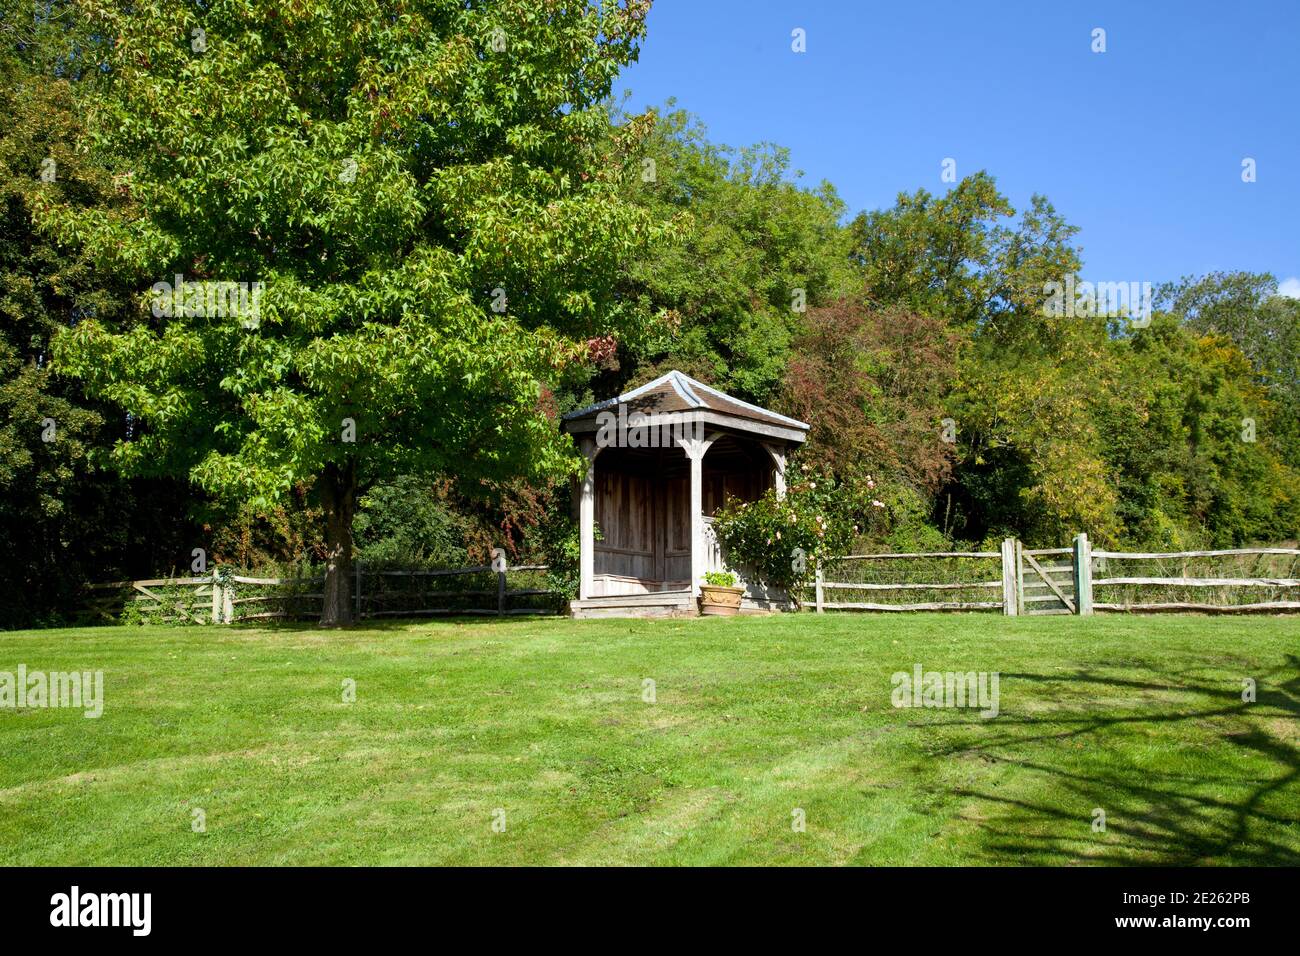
[699,584,745,616]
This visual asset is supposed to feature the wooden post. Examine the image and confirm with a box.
[211,571,223,624]
[763,443,787,498]
[1000,538,1018,616]
[1073,532,1093,616]
[578,437,596,601]
[689,446,704,598]
[815,563,825,613]
[1014,539,1025,616]
[497,554,507,617]
[681,434,710,598]
[354,558,362,621]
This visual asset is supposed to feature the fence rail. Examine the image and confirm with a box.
[1089,545,1300,614]
[811,550,1006,613]
[82,559,561,624]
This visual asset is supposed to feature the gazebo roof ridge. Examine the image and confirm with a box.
[562,369,810,433]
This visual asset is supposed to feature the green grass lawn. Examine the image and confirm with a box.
[1,613,1297,866]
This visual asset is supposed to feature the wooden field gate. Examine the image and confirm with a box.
[1013,541,1084,616]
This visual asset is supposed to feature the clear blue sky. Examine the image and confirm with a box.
[615,0,1300,294]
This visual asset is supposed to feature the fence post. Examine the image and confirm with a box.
[497,565,507,616]
[815,563,824,613]
[354,559,362,621]
[1073,532,1093,616]
[1000,538,1018,616]
[1014,539,1025,615]
[211,571,223,624]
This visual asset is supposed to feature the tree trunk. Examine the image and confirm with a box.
[319,461,357,627]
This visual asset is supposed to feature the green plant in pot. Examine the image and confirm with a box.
[699,570,744,616]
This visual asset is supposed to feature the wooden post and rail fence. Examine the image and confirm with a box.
[810,536,1300,616]
[81,538,1300,623]
[83,558,558,625]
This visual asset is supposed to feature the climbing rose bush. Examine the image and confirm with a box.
[711,470,857,593]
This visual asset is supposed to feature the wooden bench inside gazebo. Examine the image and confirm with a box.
[562,370,809,618]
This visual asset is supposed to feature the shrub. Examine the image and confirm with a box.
[540,521,581,606]
[534,491,605,609]
[711,470,857,594]
[703,571,738,588]
[353,477,472,565]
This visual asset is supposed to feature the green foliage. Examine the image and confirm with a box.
[850,175,1300,550]
[850,173,1081,334]
[534,491,581,604]
[870,480,951,553]
[613,103,855,405]
[1119,318,1300,546]
[702,570,737,588]
[0,1,203,626]
[353,477,470,566]
[1158,271,1300,472]
[46,0,660,498]
[950,330,1126,546]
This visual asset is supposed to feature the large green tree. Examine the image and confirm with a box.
[41,0,661,624]
[610,103,853,406]
[1158,271,1300,470]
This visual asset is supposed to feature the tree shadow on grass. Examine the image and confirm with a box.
[925,655,1300,865]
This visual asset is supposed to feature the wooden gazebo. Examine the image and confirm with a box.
[562,371,809,618]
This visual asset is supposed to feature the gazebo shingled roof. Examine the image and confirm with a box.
[562,370,809,439]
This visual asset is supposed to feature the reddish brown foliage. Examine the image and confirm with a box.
[780,300,959,496]
[585,334,619,366]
